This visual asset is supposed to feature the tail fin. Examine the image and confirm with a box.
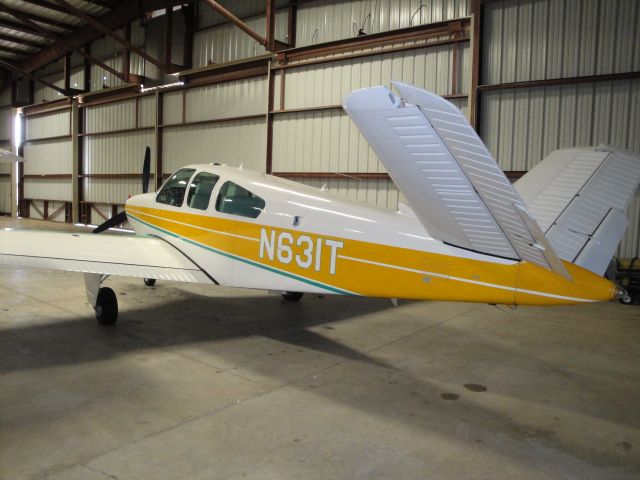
[514,146,640,275]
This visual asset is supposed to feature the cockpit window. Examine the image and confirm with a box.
[215,181,265,219]
[186,172,220,210]
[156,168,195,206]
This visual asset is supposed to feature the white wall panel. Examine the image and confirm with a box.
[480,78,640,171]
[138,94,157,128]
[83,131,155,203]
[296,0,468,47]
[281,45,457,110]
[83,131,155,175]
[85,100,136,133]
[26,111,70,140]
[185,77,267,122]
[297,178,400,209]
[192,11,287,67]
[0,175,11,214]
[83,178,144,205]
[272,109,381,173]
[482,0,640,85]
[23,179,72,202]
[163,118,266,173]
[163,90,183,125]
[23,140,72,175]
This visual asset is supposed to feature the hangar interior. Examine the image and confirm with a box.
[0,1,639,479]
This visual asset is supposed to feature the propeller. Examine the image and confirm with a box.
[93,146,151,234]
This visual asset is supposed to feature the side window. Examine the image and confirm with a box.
[215,181,265,219]
[186,172,220,210]
[156,168,195,206]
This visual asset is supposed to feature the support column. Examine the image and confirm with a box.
[469,0,482,131]
[155,89,163,190]
[71,97,79,223]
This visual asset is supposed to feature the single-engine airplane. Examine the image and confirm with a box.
[1,82,639,325]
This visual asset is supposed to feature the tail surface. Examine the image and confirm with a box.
[515,147,640,275]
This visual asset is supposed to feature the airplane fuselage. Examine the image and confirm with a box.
[125,164,616,306]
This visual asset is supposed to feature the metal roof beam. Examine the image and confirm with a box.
[0,45,27,56]
[201,0,267,47]
[0,58,67,95]
[0,5,76,31]
[51,0,168,73]
[20,0,196,73]
[0,3,126,80]
[23,0,72,16]
[0,18,51,37]
[0,32,43,49]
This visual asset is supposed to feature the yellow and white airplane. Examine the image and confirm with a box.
[1,82,638,325]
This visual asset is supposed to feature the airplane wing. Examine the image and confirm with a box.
[343,81,570,279]
[515,147,640,275]
[0,147,22,162]
[0,230,214,284]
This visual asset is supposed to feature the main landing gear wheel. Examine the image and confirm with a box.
[282,291,304,302]
[95,287,118,325]
[144,278,156,287]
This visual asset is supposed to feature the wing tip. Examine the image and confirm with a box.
[342,85,399,112]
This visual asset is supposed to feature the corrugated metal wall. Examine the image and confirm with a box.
[197,0,289,29]
[272,31,470,208]
[83,96,155,224]
[23,109,72,219]
[480,0,640,257]
[162,76,268,173]
[192,11,288,67]
[296,0,468,46]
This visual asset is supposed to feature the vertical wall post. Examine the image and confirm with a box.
[155,89,163,190]
[266,0,276,52]
[63,54,71,93]
[469,0,482,131]
[265,60,275,174]
[164,8,173,73]
[71,98,79,223]
[287,0,297,47]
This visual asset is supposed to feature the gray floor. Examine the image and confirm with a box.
[1,218,639,480]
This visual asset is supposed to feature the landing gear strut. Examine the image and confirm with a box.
[282,291,304,302]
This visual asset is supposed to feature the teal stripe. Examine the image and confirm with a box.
[127,212,353,296]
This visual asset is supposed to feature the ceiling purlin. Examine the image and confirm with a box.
[0,2,125,80]
[19,0,196,74]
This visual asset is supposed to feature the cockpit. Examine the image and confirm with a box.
[156,167,265,219]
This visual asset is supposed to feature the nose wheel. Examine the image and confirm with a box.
[95,287,118,325]
[144,278,156,287]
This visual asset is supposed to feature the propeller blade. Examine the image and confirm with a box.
[92,211,128,234]
[142,146,151,193]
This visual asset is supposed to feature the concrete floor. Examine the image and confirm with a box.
[1,218,639,480]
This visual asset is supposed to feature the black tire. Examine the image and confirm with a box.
[144,278,156,287]
[619,294,634,305]
[282,291,304,302]
[95,287,118,325]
